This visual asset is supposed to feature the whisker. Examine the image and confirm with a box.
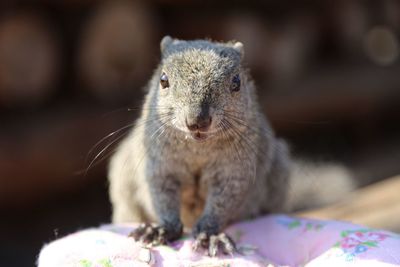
[222,118,269,179]
[84,112,173,175]
[149,119,172,141]
[220,119,244,162]
[86,123,136,161]
[84,130,130,176]
[121,116,175,180]
[127,104,172,112]
[75,143,119,176]
[220,118,260,185]
[223,112,287,156]
[86,112,172,161]
[222,120,257,161]
[224,108,331,125]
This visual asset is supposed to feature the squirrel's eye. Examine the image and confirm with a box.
[231,74,241,92]
[160,73,169,89]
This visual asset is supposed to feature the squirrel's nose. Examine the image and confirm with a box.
[186,115,212,132]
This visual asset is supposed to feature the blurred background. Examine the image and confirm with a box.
[1,0,400,265]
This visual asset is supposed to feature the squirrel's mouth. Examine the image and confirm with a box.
[190,131,208,142]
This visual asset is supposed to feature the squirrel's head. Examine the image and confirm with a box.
[155,36,250,142]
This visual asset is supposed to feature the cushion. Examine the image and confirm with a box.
[38,215,400,266]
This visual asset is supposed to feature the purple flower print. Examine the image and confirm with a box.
[335,229,393,260]
[367,232,389,242]
[341,237,360,249]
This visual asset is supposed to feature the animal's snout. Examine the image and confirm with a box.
[185,115,212,132]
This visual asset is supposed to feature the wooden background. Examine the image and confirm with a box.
[0,0,399,266]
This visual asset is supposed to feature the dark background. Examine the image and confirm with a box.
[1,0,400,266]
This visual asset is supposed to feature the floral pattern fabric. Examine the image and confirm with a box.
[38,215,400,267]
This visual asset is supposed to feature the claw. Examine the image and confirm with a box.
[218,233,236,255]
[192,232,207,252]
[129,223,168,246]
[192,232,237,257]
[208,235,218,257]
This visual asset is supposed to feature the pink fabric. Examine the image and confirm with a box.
[38,215,400,267]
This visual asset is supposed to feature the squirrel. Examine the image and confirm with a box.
[108,36,354,256]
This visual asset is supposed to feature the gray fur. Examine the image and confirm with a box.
[108,37,292,242]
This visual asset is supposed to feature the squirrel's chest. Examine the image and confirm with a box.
[161,136,220,170]
[158,137,226,227]
[180,173,207,227]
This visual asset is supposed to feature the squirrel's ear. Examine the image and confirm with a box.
[160,35,173,53]
[233,42,244,59]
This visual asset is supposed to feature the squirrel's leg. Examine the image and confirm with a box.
[192,174,250,256]
[130,175,183,246]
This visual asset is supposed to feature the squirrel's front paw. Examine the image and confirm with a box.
[129,222,183,246]
[192,215,237,256]
[192,232,237,257]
